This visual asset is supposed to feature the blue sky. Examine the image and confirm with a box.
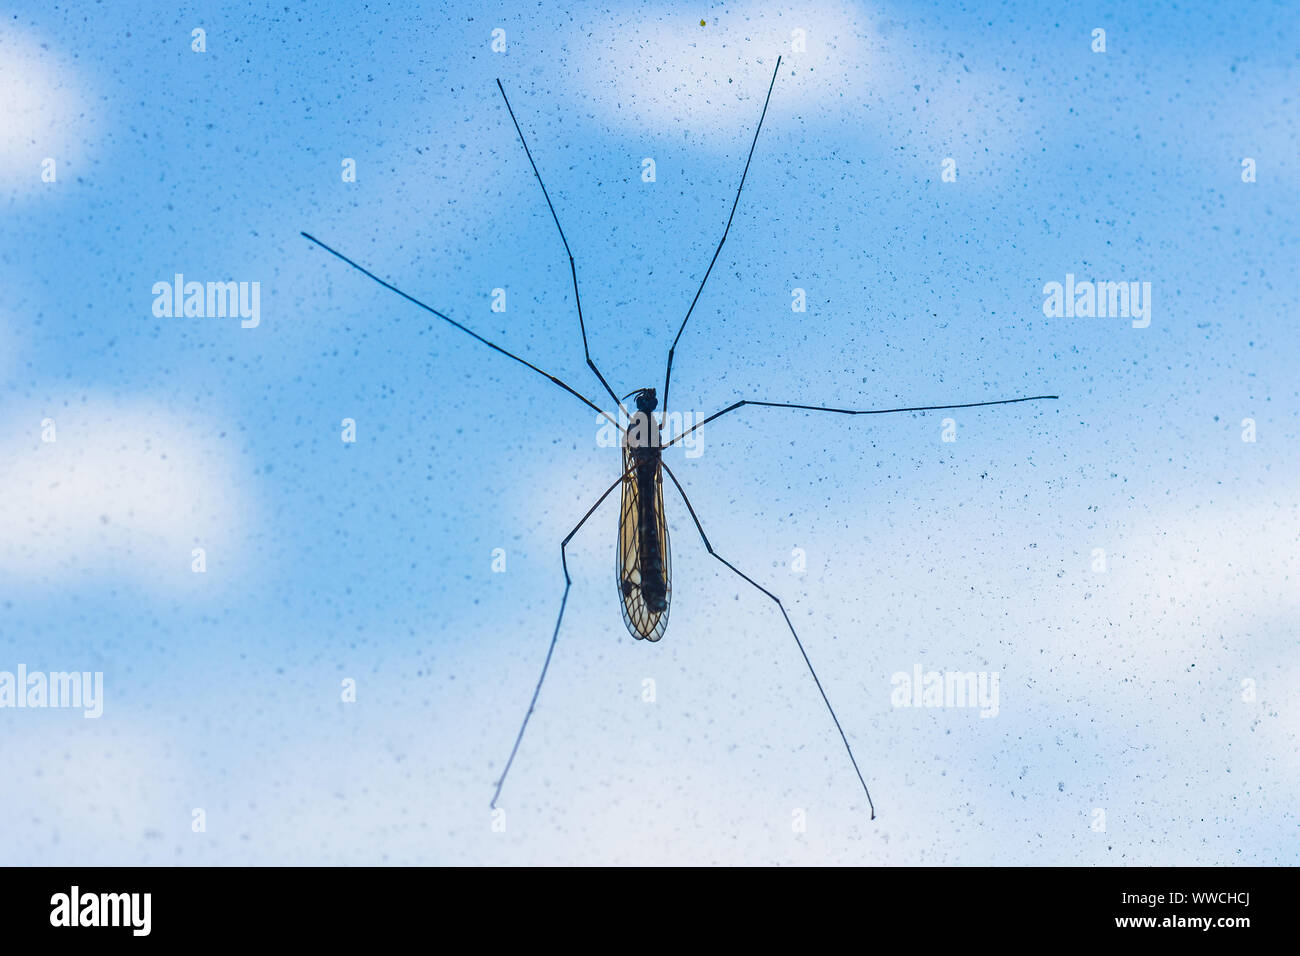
[1,0,1296,864]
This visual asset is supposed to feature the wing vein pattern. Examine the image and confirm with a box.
[617,446,671,641]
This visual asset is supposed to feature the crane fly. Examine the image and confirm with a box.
[300,55,1057,820]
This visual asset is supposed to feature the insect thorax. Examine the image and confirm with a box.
[624,408,661,456]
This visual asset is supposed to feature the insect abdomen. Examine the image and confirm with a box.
[635,461,668,612]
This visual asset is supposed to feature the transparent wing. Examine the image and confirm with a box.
[617,448,671,642]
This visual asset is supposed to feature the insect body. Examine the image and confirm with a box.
[618,388,670,641]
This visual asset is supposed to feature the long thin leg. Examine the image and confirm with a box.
[496,79,629,419]
[662,56,782,417]
[491,464,635,808]
[663,393,1057,449]
[300,232,622,434]
[661,463,877,818]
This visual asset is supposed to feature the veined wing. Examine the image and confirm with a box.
[616,447,671,642]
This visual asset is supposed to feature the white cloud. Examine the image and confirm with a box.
[576,3,867,126]
[0,719,184,865]
[0,27,96,195]
[0,399,253,590]
[573,1,1029,176]
[1043,491,1300,680]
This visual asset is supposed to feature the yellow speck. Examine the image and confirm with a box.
[700,19,706,27]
